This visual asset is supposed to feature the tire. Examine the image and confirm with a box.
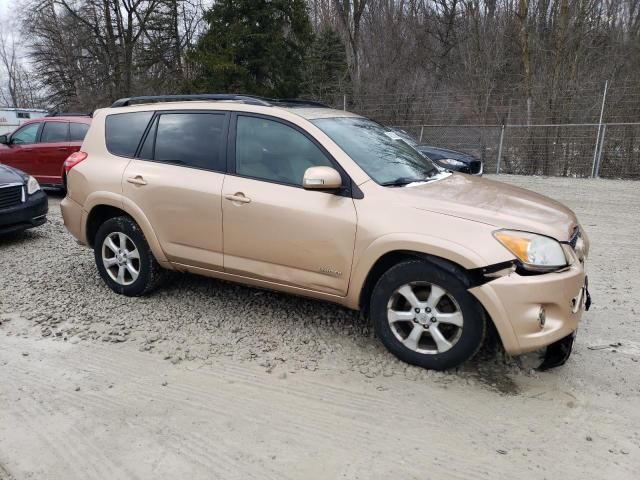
[94,216,165,296]
[370,259,485,370]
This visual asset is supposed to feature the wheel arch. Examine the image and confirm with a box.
[84,194,168,264]
[356,250,471,316]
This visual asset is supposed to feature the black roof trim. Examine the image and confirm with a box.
[46,112,92,117]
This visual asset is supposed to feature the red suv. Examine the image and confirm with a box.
[0,114,91,188]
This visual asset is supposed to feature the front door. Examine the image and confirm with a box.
[122,111,229,270]
[0,122,42,176]
[222,114,357,296]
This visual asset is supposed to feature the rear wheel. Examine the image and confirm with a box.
[370,259,485,370]
[94,216,164,296]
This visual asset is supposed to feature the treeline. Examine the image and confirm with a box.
[1,0,639,126]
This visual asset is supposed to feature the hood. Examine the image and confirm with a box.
[397,174,578,241]
[0,164,26,185]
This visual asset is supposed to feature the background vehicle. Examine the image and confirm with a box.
[61,94,588,371]
[0,113,91,189]
[0,108,49,135]
[416,145,483,175]
[391,128,483,176]
[0,164,47,235]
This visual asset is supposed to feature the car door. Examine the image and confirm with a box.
[0,122,42,176]
[37,120,71,185]
[121,111,228,270]
[222,113,357,296]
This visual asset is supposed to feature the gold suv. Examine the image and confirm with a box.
[61,94,590,370]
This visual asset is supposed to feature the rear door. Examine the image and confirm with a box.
[0,122,42,175]
[37,120,71,185]
[121,110,228,270]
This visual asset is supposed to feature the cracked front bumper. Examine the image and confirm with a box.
[469,260,589,356]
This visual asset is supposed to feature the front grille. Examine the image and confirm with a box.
[0,185,23,209]
[469,160,482,174]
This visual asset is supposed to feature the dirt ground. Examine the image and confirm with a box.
[0,175,638,479]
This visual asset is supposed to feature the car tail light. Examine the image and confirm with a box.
[64,151,88,172]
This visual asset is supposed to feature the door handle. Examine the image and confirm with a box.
[127,175,147,186]
[224,193,251,204]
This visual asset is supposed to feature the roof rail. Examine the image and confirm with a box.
[110,94,331,109]
[46,112,92,117]
[110,94,272,108]
[268,98,330,108]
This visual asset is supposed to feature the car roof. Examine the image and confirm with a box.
[104,95,362,122]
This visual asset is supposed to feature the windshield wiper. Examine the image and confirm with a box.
[380,172,439,187]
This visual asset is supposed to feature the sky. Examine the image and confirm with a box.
[0,0,17,38]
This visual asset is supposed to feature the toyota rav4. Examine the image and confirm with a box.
[61,94,590,370]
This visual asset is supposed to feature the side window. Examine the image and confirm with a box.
[150,113,225,170]
[16,112,30,119]
[105,111,154,157]
[11,123,40,145]
[40,122,69,143]
[69,122,90,141]
[235,116,333,186]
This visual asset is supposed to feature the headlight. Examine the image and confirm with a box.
[493,230,567,271]
[438,158,466,167]
[27,176,41,195]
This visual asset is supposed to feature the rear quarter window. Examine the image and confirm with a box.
[70,122,90,141]
[105,112,154,157]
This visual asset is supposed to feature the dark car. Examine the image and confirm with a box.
[0,114,91,188]
[0,164,48,235]
[415,145,483,176]
[390,128,483,176]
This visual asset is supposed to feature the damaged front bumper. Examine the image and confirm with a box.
[539,277,591,370]
[469,256,591,367]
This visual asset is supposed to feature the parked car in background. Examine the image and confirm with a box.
[0,163,47,235]
[416,145,483,175]
[0,113,91,189]
[391,128,483,176]
[61,94,590,371]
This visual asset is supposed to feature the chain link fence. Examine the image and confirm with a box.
[389,123,640,179]
[318,82,640,179]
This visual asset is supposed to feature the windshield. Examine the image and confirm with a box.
[312,117,439,185]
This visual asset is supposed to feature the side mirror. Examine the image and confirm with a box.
[0,135,8,145]
[302,166,342,190]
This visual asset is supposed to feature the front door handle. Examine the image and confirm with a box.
[224,193,251,204]
[127,175,147,186]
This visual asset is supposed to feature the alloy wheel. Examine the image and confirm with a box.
[101,232,141,286]
[387,281,464,354]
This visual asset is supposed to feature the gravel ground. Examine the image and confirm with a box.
[1,174,639,478]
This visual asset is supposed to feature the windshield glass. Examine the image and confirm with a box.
[312,117,439,185]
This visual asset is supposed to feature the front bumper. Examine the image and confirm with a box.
[0,190,48,235]
[469,259,588,356]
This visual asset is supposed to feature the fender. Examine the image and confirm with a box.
[82,191,169,264]
[345,232,489,308]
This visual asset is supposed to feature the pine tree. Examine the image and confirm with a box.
[191,0,313,98]
[303,27,350,100]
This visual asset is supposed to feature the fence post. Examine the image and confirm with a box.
[496,124,505,174]
[419,125,424,142]
[343,94,347,111]
[594,123,607,178]
[591,80,609,178]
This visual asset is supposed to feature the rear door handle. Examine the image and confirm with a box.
[127,175,147,186]
[224,193,251,204]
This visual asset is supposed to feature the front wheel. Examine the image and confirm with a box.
[94,216,164,296]
[370,259,486,370]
